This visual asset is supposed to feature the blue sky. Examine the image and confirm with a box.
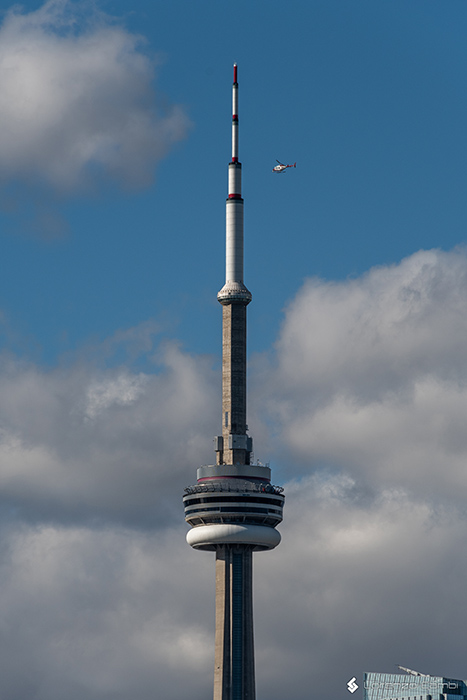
[3,0,467,363]
[3,3,467,700]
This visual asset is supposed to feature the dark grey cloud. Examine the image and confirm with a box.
[0,478,465,700]
[0,523,214,700]
[253,477,467,699]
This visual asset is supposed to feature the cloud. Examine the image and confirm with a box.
[3,248,467,697]
[0,522,214,700]
[84,373,149,420]
[253,248,467,503]
[1,476,466,700]
[0,337,218,527]
[253,475,467,699]
[0,0,190,193]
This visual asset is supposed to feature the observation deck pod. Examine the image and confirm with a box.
[184,464,284,552]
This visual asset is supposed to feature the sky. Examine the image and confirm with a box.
[1,0,467,698]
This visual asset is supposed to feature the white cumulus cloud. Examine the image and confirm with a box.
[0,338,218,526]
[0,0,190,192]
[252,247,467,503]
[85,372,149,420]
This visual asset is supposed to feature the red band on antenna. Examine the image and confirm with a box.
[233,64,237,83]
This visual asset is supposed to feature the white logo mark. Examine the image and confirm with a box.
[347,677,359,693]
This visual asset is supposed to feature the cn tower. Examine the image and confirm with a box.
[183,65,285,700]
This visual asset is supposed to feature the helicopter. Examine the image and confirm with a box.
[272,160,296,173]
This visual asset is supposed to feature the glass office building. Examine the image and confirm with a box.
[364,672,467,700]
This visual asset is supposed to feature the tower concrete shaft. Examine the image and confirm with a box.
[221,303,248,465]
[183,64,284,700]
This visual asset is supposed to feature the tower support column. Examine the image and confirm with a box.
[214,545,255,700]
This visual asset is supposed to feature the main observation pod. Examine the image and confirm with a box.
[184,463,284,551]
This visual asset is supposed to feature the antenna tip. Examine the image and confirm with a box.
[233,63,238,83]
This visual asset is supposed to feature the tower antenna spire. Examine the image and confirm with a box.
[183,65,285,700]
[232,63,238,162]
